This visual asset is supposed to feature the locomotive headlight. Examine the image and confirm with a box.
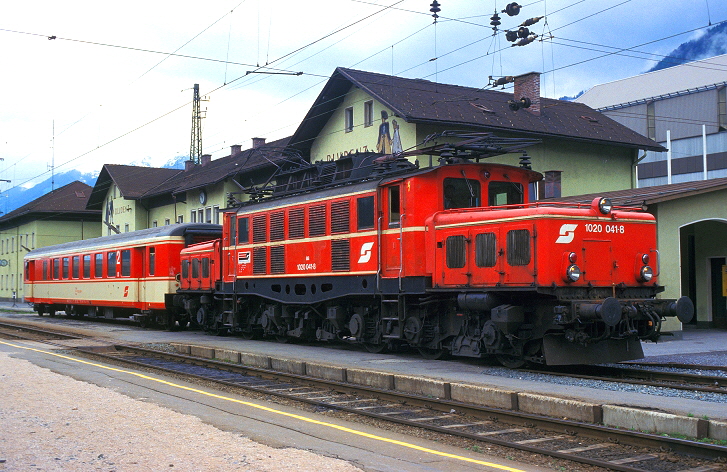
[566,264,581,282]
[640,265,654,282]
[598,197,612,215]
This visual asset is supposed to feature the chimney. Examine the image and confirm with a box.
[513,72,541,116]
[201,154,212,166]
[252,137,266,149]
[185,159,196,172]
[230,144,242,155]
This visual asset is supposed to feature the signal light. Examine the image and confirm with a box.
[568,252,577,263]
[642,254,650,265]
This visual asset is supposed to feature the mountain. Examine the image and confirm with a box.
[646,22,727,72]
[1,155,188,217]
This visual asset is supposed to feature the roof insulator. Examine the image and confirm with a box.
[519,152,532,169]
[502,2,521,16]
[505,30,518,42]
[517,26,530,38]
[491,75,515,87]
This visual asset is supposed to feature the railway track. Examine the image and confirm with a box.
[524,364,727,394]
[2,321,725,471]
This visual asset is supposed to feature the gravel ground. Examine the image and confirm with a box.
[0,352,361,471]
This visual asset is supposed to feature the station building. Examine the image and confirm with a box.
[576,56,727,330]
[0,181,100,302]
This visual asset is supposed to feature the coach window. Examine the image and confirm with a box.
[388,186,401,227]
[121,250,131,276]
[357,196,375,230]
[72,256,80,278]
[83,255,91,278]
[237,217,249,245]
[95,254,103,277]
[444,177,480,209]
[149,247,156,276]
[107,252,117,277]
[53,259,60,279]
[489,181,524,206]
[62,257,70,279]
[43,260,48,281]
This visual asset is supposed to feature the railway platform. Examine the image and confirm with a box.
[1,304,726,441]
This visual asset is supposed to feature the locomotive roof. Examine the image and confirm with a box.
[25,223,222,258]
[232,160,541,214]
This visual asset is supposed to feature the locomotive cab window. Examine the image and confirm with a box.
[443,177,481,209]
[489,181,524,206]
[357,196,375,230]
[237,217,249,245]
[388,186,401,227]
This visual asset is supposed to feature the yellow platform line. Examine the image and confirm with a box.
[0,340,524,471]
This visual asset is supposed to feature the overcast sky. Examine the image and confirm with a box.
[2,0,726,191]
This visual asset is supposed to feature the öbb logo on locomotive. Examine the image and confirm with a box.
[24,133,694,367]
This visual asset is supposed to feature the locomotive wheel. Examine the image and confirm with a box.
[418,347,448,360]
[275,335,289,343]
[240,330,256,340]
[496,354,526,369]
[363,342,387,353]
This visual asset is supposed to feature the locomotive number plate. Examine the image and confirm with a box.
[586,223,625,234]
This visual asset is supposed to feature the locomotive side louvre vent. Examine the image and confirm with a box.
[446,235,466,269]
[288,208,305,239]
[270,211,285,241]
[253,246,267,275]
[475,232,497,267]
[270,245,285,274]
[332,239,350,271]
[309,204,327,237]
[253,215,267,243]
[507,229,531,266]
[331,200,350,234]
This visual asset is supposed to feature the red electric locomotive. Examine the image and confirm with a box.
[24,224,221,327]
[176,133,693,366]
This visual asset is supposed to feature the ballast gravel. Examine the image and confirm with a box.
[0,352,360,471]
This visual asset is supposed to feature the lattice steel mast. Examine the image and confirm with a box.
[189,84,203,164]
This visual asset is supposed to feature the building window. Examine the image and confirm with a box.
[198,209,204,223]
[152,221,157,228]
[205,207,212,224]
[364,101,374,127]
[213,206,220,224]
[344,106,354,133]
[177,215,184,224]
[190,210,197,223]
[719,86,726,131]
[540,171,562,199]
[647,101,656,141]
[164,218,170,226]
[125,224,130,232]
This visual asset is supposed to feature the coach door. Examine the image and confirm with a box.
[135,247,147,308]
